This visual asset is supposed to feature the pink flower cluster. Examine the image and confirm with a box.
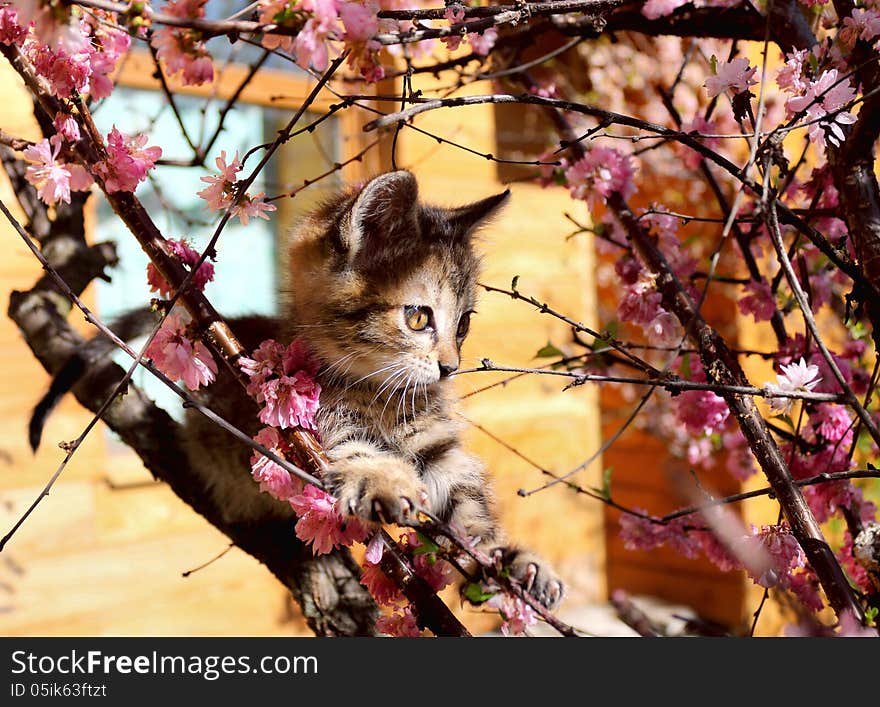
[785,69,857,147]
[704,57,757,98]
[22,136,92,206]
[615,258,683,347]
[362,531,455,637]
[290,484,370,554]
[239,338,322,431]
[619,510,701,559]
[93,127,162,194]
[197,150,277,226]
[737,280,776,322]
[146,238,216,298]
[441,6,497,55]
[258,0,393,81]
[145,312,218,390]
[239,342,376,557]
[619,512,825,612]
[250,427,304,501]
[151,0,214,86]
[486,593,538,637]
[641,0,688,20]
[563,147,636,207]
[12,5,130,100]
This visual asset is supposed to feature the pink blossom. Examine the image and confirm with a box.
[809,404,852,443]
[776,49,809,94]
[676,390,730,436]
[289,484,370,555]
[340,1,377,41]
[18,1,88,53]
[763,357,822,414]
[67,164,93,191]
[686,436,713,468]
[197,150,242,211]
[86,19,131,100]
[804,481,859,524]
[146,238,215,298]
[641,0,687,20]
[787,570,824,612]
[839,533,873,593]
[53,112,80,142]
[618,275,662,325]
[486,593,538,636]
[364,532,385,565]
[145,313,218,390]
[839,8,880,47]
[738,280,776,322]
[240,338,322,431]
[234,192,277,225]
[375,605,421,637]
[401,531,455,592]
[28,43,92,98]
[240,339,287,387]
[93,127,162,193]
[360,563,404,605]
[290,0,341,71]
[259,373,321,430]
[704,57,757,97]
[258,1,299,54]
[151,0,214,86]
[564,147,636,206]
[749,524,803,589]
[197,151,277,224]
[0,6,27,45]
[786,69,857,147]
[697,531,743,573]
[23,138,72,205]
[250,427,304,501]
[614,256,642,285]
[619,510,700,559]
[468,28,497,56]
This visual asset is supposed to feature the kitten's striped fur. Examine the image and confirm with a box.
[265,170,563,609]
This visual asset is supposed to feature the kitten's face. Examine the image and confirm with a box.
[284,171,507,391]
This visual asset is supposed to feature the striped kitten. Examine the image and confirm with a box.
[270,170,564,609]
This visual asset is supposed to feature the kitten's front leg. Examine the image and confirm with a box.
[325,439,427,524]
[437,451,565,610]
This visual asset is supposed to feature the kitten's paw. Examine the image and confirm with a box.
[489,547,564,610]
[330,461,427,525]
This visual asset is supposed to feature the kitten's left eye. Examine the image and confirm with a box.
[405,305,433,331]
[456,311,472,339]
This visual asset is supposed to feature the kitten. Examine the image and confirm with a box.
[31,170,564,610]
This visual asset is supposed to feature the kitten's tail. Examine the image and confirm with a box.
[29,307,161,452]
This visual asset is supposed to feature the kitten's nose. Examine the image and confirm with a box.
[438,361,459,378]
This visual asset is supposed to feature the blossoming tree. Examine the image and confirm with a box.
[1,0,879,637]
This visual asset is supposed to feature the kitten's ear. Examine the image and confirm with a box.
[445,189,511,241]
[342,170,419,266]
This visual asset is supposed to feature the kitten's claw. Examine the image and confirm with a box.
[524,562,537,592]
[487,547,564,610]
[372,499,390,524]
